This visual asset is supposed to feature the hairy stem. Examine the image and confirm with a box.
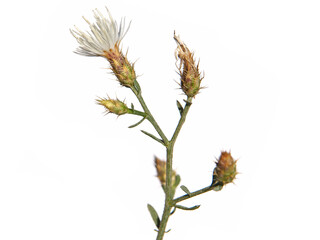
[170,97,192,145]
[130,81,200,240]
[131,81,169,146]
[173,184,215,204]
[156,97,193,240]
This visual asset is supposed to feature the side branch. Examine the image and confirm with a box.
[173,183,217,204]
[170,97,193,144]
[131,80,169,146]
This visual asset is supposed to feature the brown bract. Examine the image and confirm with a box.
[174,33,203,98]
[103,44,136,88]
[213,151,238,185]
[154,156,177,188]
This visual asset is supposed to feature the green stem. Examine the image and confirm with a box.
[130,81,198,240]
[156,97,193,240]
[156,145,173,240]
[128,109,147,117]
[131,81,169,146]
[173,184,215,204]
[170,97,192,145]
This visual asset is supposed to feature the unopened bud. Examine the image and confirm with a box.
[154,156,178,190]
[96,97,129,115]
[174,33,203,98]
[103,44,136,88]
[212,151,237,190]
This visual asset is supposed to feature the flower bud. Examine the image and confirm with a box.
[103,44,136,88]
[212,151,237,189]
[154,156,178,190]
[96,97,129,115]
[174,33,203,98]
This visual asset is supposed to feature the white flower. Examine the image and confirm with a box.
[70,7,130,56]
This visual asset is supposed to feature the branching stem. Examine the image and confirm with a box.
[131,83,212,240]
[131,81,169,146]
[173,184,215,204]
[156,97,192,240]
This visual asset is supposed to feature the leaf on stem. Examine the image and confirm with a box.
[180,185,191,196]
[176,100,183,116]
[128,116,146,128]
[131,103,135,110]
[175,204,201,211]
[170,207,176,215]
[147,204,160,229]
[133,79,141,94]
[141,130,165,146]
[173,175,181,189]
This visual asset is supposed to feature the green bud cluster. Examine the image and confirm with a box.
[96,98,129,115]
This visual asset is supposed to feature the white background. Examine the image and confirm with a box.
[1,0,320,239]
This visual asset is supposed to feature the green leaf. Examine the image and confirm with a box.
[180,185,191,196]
[176,100,183,116]
[175,204,201,211]
[170,207,176,215]
[173,175,181,189]
[147,204,160,229]
[133,80,141,93]
[131,103,134,110]
[128,116,146,128]
[141,130,165,146]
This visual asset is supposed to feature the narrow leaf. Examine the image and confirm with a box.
[176,100,183,116]
[170,207,176,215]
[128,116,146,128]
[173,175,181,189]
[141,130,165,146]
[180,185,191,196]
[131,103,134,110]
[147,204,160,228]
[134,80,141,93]
[175,204,201,211]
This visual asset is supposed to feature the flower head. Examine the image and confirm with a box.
[71,7,136,88]
[70,7,130,57]
[96,97,129,115]
[154,156,180,191]
[174,32,203,98]
[212,151,238,191]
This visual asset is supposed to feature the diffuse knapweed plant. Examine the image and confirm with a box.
[71,7,238,240]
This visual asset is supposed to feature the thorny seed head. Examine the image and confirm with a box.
[103,45,136,88]
[174,32,203,98]
[212,151,238,190]
[96,97,129,115]
[70,7,130,56]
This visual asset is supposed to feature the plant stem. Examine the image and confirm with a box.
[156,145,173,240]
[130,81,200,240]
[170,97,192,145]
[156,97,193,240]
[131,82,169,146]
[129,109,147,117]
[173,184,215,204]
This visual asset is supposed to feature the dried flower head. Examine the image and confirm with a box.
[71,7,136,88]
[212,151,238,190]
[174,32,203,98]
[70,7,130,56]
[96,97,129,115]
[154,156,179,190]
